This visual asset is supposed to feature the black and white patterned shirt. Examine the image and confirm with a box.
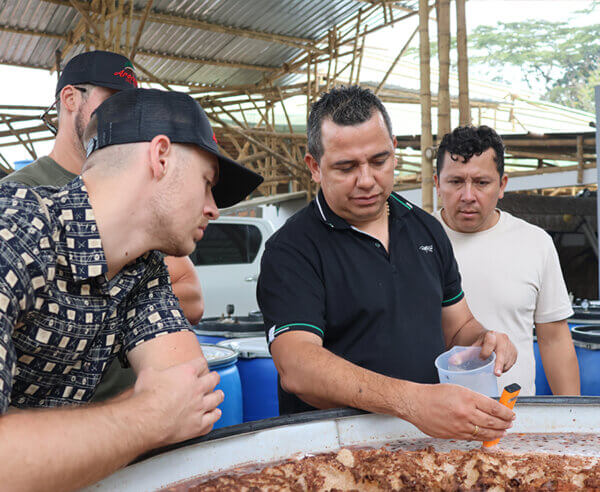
[0,177,191,412]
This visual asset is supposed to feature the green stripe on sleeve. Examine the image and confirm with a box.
[274,323,324,336]
[442,290,464,305]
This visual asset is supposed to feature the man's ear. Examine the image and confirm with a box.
[305,153,322,184]
[59,85,81,113]
[149,134,172,180]
[498,173,508,200]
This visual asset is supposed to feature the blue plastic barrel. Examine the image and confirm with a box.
[218,337,279,422]
[201,344,243,429]
[569,305,600,330]
[194,315,265,345]
[13,160,33,171]
[571,325,600,396]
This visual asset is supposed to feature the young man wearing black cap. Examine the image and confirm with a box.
[2,50,206,402]
[0,88,263,490]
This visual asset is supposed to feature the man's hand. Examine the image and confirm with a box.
[408,384,515,441]
[472,330,517,376]
[134,356,223,446]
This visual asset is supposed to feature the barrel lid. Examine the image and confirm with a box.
[570,307,600,322]
[217,337,270,359]
[571,324,600,347]
[194,315,265,335]
[201,344,238,367]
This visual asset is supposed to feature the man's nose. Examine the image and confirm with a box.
[205,190,220,220]
[356,164,375,188]
[461,182,475,201]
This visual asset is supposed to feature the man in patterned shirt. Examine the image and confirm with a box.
[2,50,206,403]
[0,88,263,489]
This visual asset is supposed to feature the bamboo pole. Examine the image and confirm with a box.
[306,54,312,121]
[436,0,451,139]
[577,135,584,184]
[115,0,124,53]
[375,23,418,95]
[130,0,154,61]
[0,116,37,160]
[354,26,367,84]
[126,0,133,51]
[348,9,363,85]
[419,0,434,212]
[456,0,471,125]
[326,28,334,91]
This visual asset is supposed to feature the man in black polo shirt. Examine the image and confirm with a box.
[257,86,517,443]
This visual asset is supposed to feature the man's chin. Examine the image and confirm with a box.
[453,218,484,234]
[161,242,195,258]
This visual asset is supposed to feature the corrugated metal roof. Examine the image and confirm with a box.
[0,0,408,88]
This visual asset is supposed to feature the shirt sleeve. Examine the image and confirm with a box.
[120,256,193,365]
[257,238,326,347]
[0,219,39,413]
[534,234,574,324]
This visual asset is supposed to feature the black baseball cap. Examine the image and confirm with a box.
[56,50,138,96]
[87,88,263,208]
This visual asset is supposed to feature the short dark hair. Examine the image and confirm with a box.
[307,86,394,162]
[436,125,505,177]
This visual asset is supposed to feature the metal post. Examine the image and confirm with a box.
[595,85,600,297]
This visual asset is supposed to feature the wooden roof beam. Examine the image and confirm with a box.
[0,24,279,72]
[355,0,418,14]
[40,0,322,52]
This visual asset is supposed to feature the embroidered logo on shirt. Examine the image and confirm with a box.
[419,245,434,253]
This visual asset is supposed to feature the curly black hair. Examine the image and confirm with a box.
[436,125,505,177]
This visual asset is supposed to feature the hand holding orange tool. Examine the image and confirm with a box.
[483,383,521,448]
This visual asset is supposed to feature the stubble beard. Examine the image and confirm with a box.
[148,183,193,258]
[74,111,87,156]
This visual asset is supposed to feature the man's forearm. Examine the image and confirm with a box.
[447,317,487,347]
[0,393,163,492]
[276,340,417,419]
[272,334,515,442]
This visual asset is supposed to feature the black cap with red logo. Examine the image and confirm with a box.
[56,50,138,96]
[86,88,263,208]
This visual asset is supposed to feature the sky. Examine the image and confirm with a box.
[0,0,598,164]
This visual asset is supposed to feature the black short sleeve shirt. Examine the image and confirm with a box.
[257,190,464,414]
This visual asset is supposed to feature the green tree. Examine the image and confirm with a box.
[468,20,600,112]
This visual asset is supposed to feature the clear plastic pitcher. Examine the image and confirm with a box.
[435,346,499,397]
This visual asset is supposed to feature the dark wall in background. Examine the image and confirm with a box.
[498,192,598,300]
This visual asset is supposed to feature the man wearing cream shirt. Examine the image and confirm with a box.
[433,125,580,396]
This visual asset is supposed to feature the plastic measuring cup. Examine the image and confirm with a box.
[435,346,499,397]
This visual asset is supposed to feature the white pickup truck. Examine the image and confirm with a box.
[189,216,277,318]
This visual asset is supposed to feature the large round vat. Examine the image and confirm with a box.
[87,397,600,491]
[200,344,243,429]
[193,314,265,344]
[217,337,279,422]
[571,325,600,396]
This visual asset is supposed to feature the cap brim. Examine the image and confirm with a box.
[211,155,263,208]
